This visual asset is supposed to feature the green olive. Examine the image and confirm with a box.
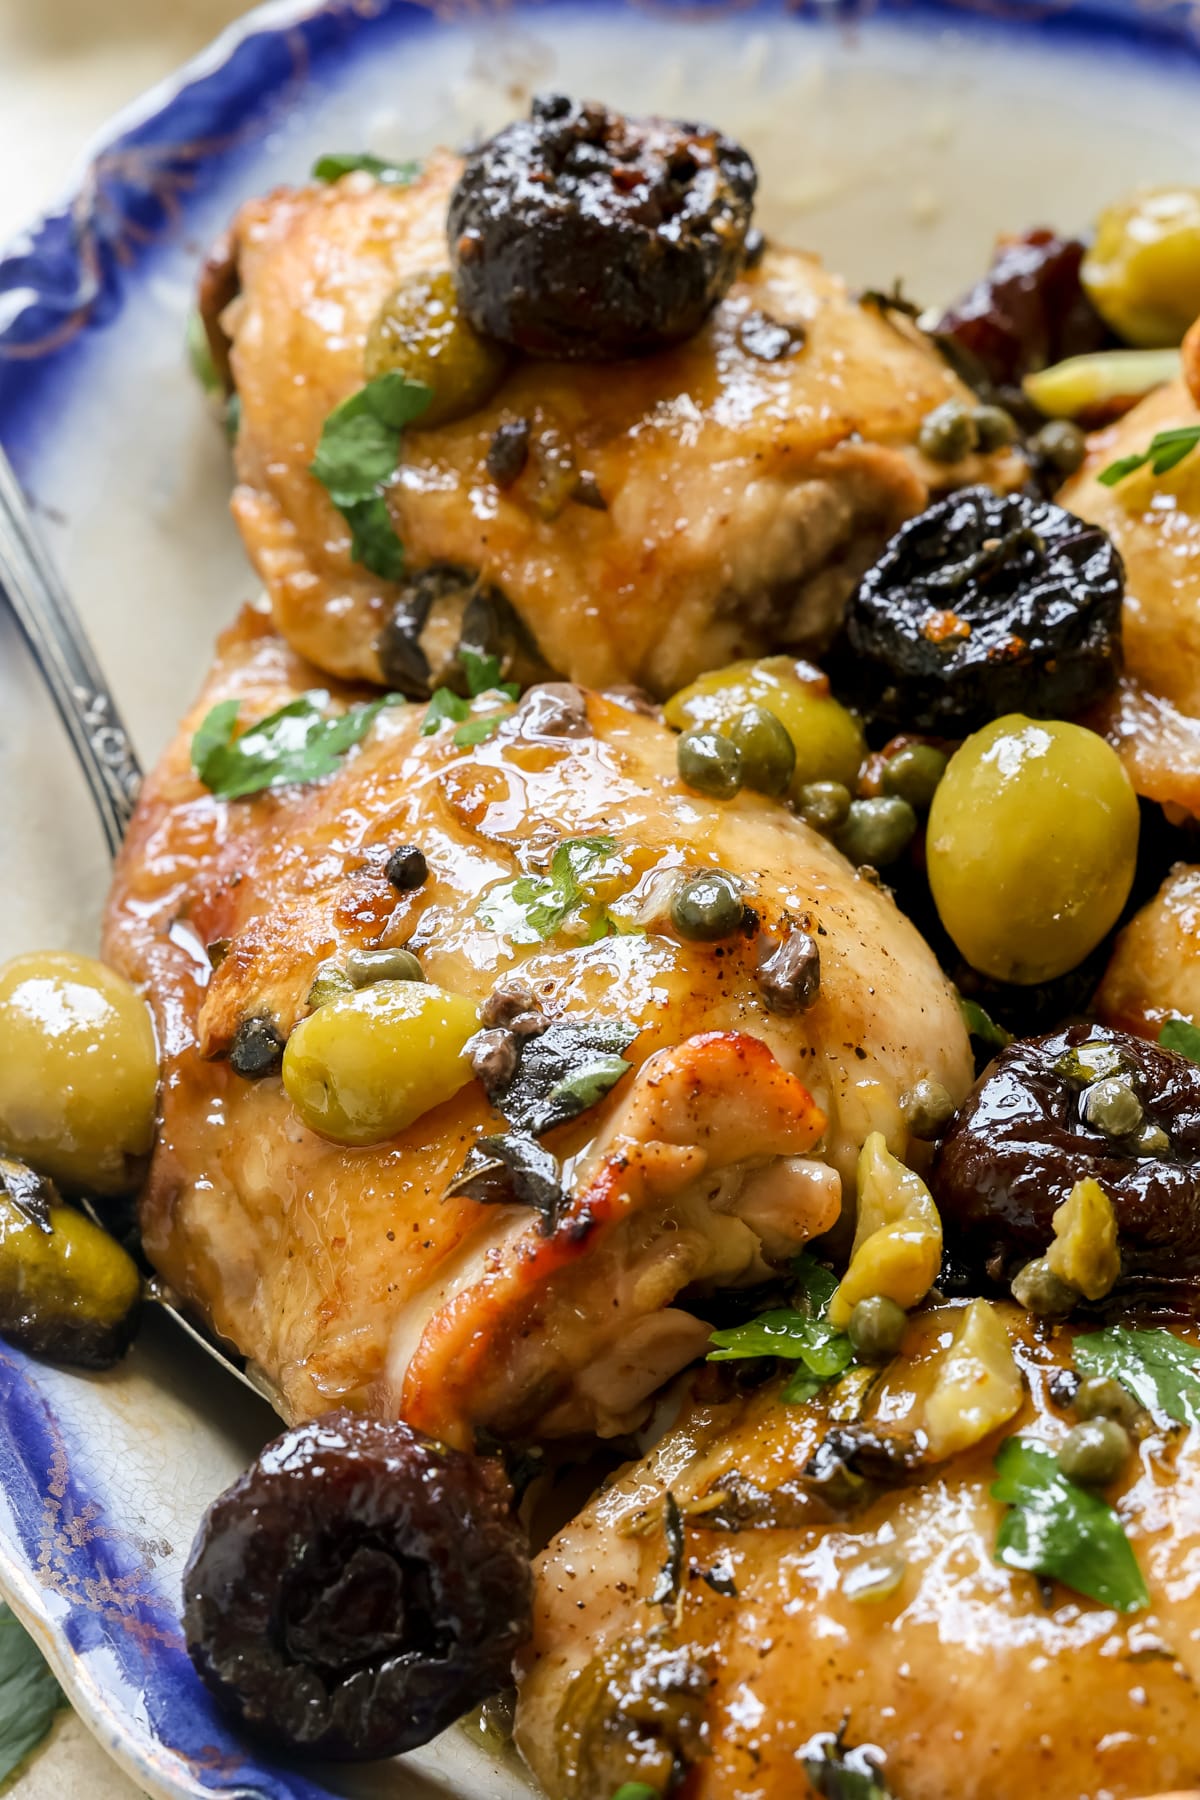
[926,716,1140,985]
[1081,1076,1144,1140]
[726,706,796,799]
[1030,419,1088,479]
[670,871,746,943]
[665,657,865,799]
[1057,1418,1132,1487]
[1082,187,1200,348]
[835,796,917,868]
[917,399,978,464]
[796,780,853,834]
[847,1295,908,1364]
[0,953,158,1195]
[282,980,479,1146]
[345,946,424,987]
[1073,1374,1142,1430]
[0,1167,141,1369]
[881,744,948,812]
[365,268,508,427]
[676,728,743,800]
[1011,1256,1078,1318]
[972,404,1019,451]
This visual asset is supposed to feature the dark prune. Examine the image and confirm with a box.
[932,1024,1200,1284]
[447,94,756,360]
[842,486,1124,734]
[933,229,1112,403]
[183,1410,532,1760]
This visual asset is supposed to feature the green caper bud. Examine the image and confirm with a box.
[307,961,354,1009]
[1031,418,1087,480]
[345,946,425,987]
[1057,1418,1132,1487]
[900,1076,956,1141]
[726,706,796,799]
[670,871,747,943]
[847,1295,908,1364]
[365,268,508,428]
[796,780,852,834]
[1073,1374,1142,1430]
[971,404,1019,451]
[677,728,743,800]
[835,796,917,868]
[1082,1076,1144,1139]
[917,399,979,464]
[881,743,949,812]
[1011,1256,1078,1318]
[1134,1121,1171,1157]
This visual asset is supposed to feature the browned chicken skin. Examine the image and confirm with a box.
[220,154,1019,696]
[102,609,971,1447]
[516,1304,1200,1800]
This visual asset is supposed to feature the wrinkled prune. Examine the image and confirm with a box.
[447,94,756,360]
[183,1411,532,1760]
[842,487,1124,734]
[932,1025,1200,1283]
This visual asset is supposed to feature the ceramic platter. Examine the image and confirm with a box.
[1,1,1199,1793]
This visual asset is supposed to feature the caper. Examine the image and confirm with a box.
[1057,1418,1131,1487]
[385,844,429,892]
[847,1295,908,1364]
[1031,419,1087,480]
[917,399,979,464]
[670,871,747,943]
[835,796,917,868]
[0,1175,141,1369]
[1011,1256,1078,1318]
[1073,1374,1142,1430]
[726,706,796,799]
[307,961,354,1009]
[365,268,508,427]
[1134,1122,1171,1157]
[900,1077,956,1141]
[664,657,865,800]
[1082,1076,1144,1139]
[676,729,743,800]
[796,780,852,834]
[345,946,425,988]
[881,744,948,812]
[972,404,1019,451]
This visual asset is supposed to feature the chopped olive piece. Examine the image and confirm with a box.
[1082,187,1200,348]
[842,487,1125,734]
[726,705,795,798]
[676,728,742,799]
[0,1162,141,1369]
[385,844,428,891]
[847,1296,907,1364]
[447,95,756,359]
[365,268,508,426]
[344,946,424,987]
[835,796,916,868]
[757,928,820,1015]
[881,743,947,812]
[796,780,852,834]
[917,398,978,463]
[183,1411,532,1759]
[229,1016,285,1079]
[671,871,747,942]
[1057,1419,1131,1487]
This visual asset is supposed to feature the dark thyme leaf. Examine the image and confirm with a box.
[650,1492,685,1606]
[448,1132,565,1232]
[484,1018,638,1136]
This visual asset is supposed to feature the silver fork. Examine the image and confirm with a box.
[0,442,262,1398]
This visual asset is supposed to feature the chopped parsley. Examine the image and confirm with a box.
[478,836,623,944]
[1158,1016,1200,1066]
[1075,1326,1200,1429]
[312,151,421,184]
[191,690,400,800]
[991,1436,1149,1613]
[0,1603,65,1784]
[421,647,520,749]
[958,995,1013,1054]
[708,1253,854,1403]
[310,372,432,581]
[1099,423,1200,487]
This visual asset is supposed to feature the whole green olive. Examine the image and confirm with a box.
[365,268,508,427]
[665,657,865,799]
[847,1295,908,1363]
[1057,1418,1132,1487]
[676,728,743,800]
[0,952,158,1195]
[726,706,796,798]
[0,1169,141,1369]
[881,744,948,812]
[926,716,1139,984]
[917,399,978,464]
[670,872,747,943]
[282,980,479,1146]
[1082,186,1200,348]
[835,796,917,868]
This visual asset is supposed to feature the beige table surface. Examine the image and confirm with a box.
[0,9,256,1800]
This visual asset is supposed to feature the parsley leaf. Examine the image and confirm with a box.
[478,837,621,944]
[611,1788,660,1800]
[709,1253,853,1399]
[992,1436,1149,1612]
[192,690,398,800]
[310,374,431,580]
[1075,1326,1200,1428]
[0,1602,65,1783]
[1099,423,1200,488]
[460,648,519,702]
[421,689,470,735]
[452,714,505,749]
[312,151,421,184]
[1159,1017,1200,1066]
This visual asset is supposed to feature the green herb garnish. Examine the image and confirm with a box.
[611,1787,660,1800]
[1075,1326,1200,1429]
[478,837,622,944]
[310,373,432,581]
[421,648,520,749]
[991,1436,1149,1612]
[185,309,221,397]
[709,1253,853,1402]
[801,1727,895,1799]
[484,1017,637,1136]
[0,1602,65,1784]
[958,995,1013,1053]
[312,151,421,184]
[1099,423,1200,487]
[1159,1016,1200,1066]
[192,690,399,800]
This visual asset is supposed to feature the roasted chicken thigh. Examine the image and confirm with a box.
[102,609,971,1446]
